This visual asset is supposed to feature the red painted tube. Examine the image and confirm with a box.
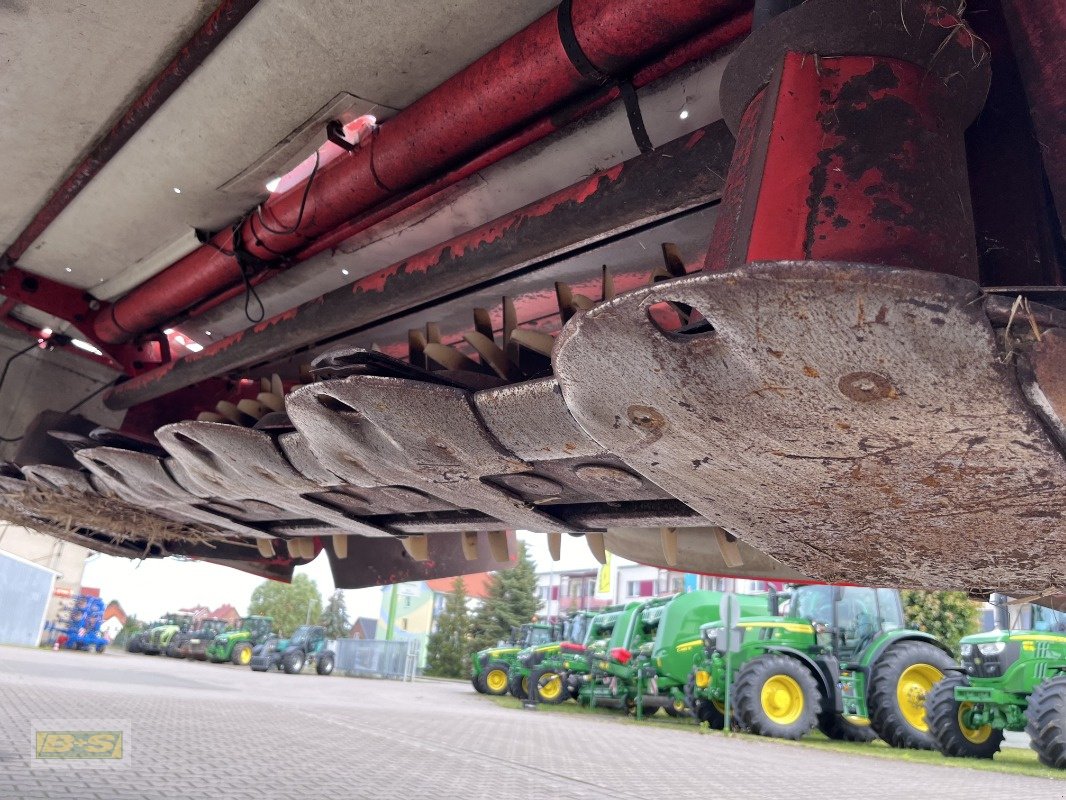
[181,10,753,322]
[3,0,261,265]
[94,0,750,343]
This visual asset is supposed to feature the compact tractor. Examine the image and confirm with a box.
[166,617,231,659]
[470,622,555,696]
[926,595,1066,767]
[205,616,274,666]
[140,614,193,656]
[591,590,767,718]
[507,609,622,703]
[249,625,335,675]
[688,584,953,748]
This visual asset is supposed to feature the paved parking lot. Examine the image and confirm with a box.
[0,646,1061,799]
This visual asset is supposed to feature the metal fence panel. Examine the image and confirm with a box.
[0,551,56,646]
[335,638,422,680]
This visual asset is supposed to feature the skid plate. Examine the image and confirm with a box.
[554,262,1066,591]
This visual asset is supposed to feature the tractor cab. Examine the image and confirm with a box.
[240,615,275,643]
[511,623,553,650]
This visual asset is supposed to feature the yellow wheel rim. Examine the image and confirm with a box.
[673,698,688,714]
[238,648,251,665]
[695,670,710,689]
[538,673,563,701]
[957,702,992,744]
[896,663,943,732]
[712,699,726,714]
[761,674,804,725]
[486,669,508,693]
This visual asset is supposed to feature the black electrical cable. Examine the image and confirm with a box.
[254,149,321,236]
[0,341,43,443]
[64,378,120,414]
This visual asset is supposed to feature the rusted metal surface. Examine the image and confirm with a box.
[72,446,273,540]
[154,421,393,538]
[1018,328,1066,450]
[553,261,1066,592]
[604,526,807,581]
[325,530,517,591]
[103,122,734,409]
[287,376,566,532]
[708,0,990,279]
[999,0,1066,235]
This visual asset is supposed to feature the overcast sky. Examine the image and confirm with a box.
[81,531,612,623]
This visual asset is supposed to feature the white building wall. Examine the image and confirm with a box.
[0,524,88,623]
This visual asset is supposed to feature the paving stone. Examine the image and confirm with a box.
[0,646,1061,799]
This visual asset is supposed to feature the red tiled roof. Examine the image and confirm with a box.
[426,572,492,598]
[103,600,127,624]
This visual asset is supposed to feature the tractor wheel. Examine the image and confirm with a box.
[231,642,253,666]
[535,672,567,704]
[482,662,510,696]
[696,699,727,729]
[625,699,659,718]
[282,649,305,674]
[868,640,954,749]
[471,674,484,693]
[685,673,725,729]
[1026,674,1066,769]
[316,652,335,676]
[732,654,820,740]
[165,639,184,659]
[924,673,1003,759]
[126,637,143,654]
[818,712,878,743]
[508,671,530,700]
[664,697,692,718]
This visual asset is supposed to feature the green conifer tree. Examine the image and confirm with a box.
[469,541,541,654]
[425,578,472,677]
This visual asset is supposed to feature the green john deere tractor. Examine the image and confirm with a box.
[591,591,767,718]
[166,618,230,659]
[470,622,555,696]
[141,614,193,656]
[205,616,274,666]
[507,609,620,703]
[688,584,954,747]
[925,594,1066,767]
[249,624,335,675]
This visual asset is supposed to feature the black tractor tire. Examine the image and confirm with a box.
[624,700,659,718]
[1026,674,1066,769]
[535,671,567,704]
[316,652,335,676]
[685,673,725,729]
[924,673,1003,759]
[126,637,143,654]
[818,712,879,743]
[664,697,693,718]
[282,648,305,674]
[231,642,253,667]
[868,640,954,750]
[508,671,530,700]
[471,674,484,693]
[165,638,184,659]
[732,654,820,740]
